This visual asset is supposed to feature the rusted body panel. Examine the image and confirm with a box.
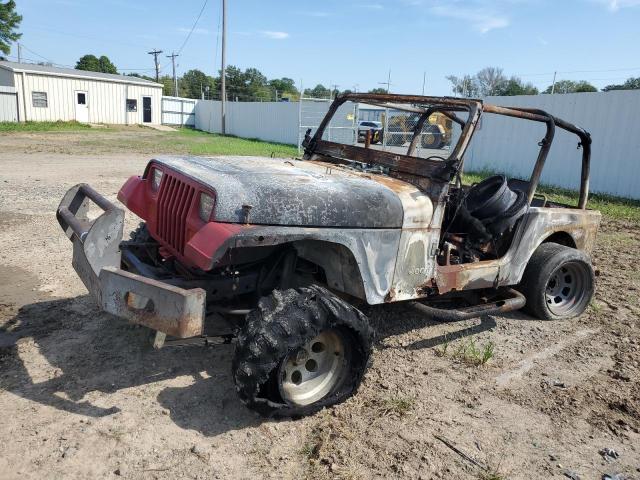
[435,207,601,294]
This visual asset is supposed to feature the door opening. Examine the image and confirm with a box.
[143,96,152,123]
[75,91,89,123]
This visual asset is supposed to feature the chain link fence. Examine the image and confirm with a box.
[298,97,358,152]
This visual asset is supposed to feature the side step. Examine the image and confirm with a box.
[412,288,526,322]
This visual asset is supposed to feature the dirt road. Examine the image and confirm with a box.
[0,130,638,479]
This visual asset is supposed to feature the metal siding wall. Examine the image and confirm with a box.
[195,100,298,144]
[464,91,640,199]
[16,73,161,124]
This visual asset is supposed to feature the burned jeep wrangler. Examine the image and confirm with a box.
[57,93,599,416]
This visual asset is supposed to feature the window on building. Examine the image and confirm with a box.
[77,92,86,105]
[32,92,48,108]
[126,99,137,112]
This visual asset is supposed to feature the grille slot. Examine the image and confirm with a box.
[156,173,196,254]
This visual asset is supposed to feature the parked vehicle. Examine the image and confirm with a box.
[357,120,383,143]
[57,93,599,417]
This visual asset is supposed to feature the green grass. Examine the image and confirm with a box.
[452,338,495,367]
[0,120,93,132]
[169,128,299,157]
[463,169,640,223]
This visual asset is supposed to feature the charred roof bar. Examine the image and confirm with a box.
[305,93,592,209]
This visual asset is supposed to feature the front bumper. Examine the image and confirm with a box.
[56,184,205,338]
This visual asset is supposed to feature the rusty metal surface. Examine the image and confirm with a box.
[435,207,601,294]
[99,267,205,338]
[57,183,205,337]
[413,288,526,321]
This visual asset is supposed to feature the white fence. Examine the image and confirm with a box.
[196,100,299,144]
[161,96,196,126]
[465,90,640,199]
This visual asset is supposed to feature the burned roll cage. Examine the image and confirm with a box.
[303,93,592,209]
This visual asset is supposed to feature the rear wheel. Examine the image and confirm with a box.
[518,243,595,320]
[232,285,373,417]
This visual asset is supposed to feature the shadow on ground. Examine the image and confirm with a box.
[0,294,529,436]
[0,295,260,437]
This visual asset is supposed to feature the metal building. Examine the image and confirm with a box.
[0,61,163,124]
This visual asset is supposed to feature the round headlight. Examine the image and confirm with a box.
[151,168,163,191]
[199,192,215,222]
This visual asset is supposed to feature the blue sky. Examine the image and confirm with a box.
[8,0,640,95]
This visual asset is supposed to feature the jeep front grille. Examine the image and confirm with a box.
[156,173,196,255]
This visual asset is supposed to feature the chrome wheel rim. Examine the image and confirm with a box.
[545,262,588,316]
[279,330,347,406]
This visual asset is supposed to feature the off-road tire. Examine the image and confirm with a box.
[232,285,373,417]
[518,242,595,320]
[421,131,444,149]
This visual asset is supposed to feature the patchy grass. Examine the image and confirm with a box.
[378,396,415,417]
[451,338,495,367]
[0,120,93,132]
[434,336,450,357]
[463,170,640,223]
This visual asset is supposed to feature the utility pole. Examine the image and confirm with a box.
[378,69,392,93]
[167,52,179,96]
[330,84,339,100]
[421,71,426,96]
[551,71,557,94]
[221,0,227,134]
[17,42,21,63]
[147,49,163,82]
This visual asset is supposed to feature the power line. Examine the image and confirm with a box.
[19,44,58,65]
[177,0,209,55]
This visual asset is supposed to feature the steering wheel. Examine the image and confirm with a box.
[424,155,446,162]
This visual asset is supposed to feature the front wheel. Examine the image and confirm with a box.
[518,243,595,320]
[232,285,373,417]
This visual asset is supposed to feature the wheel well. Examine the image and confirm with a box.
[542,231,577,249]
[292,240,366,300]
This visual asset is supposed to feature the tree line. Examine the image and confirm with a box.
[445,66,640,96]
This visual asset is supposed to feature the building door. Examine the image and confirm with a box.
[75,91,89,123]
[142,96,152,123]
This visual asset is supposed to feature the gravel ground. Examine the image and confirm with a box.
[0,129,638,480]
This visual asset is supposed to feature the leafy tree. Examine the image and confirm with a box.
[98,55,117,74]
[304,84,331,99]
[179,69,216,99]
[368,87,388,94]
[158,75,174,96]
[476,67,506,96]
[495,76,539,96]
[0,0,21,56]
[602,77,640,91]
[446,74,480,97]
[75,54,118,74]
[543,80,597,94]
[268,77,298,99]
[76,54,100,71]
